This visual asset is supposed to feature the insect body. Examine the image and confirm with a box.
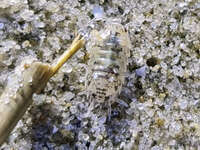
[86,22,131,103]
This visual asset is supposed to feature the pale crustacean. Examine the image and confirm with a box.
[85,21,131,104]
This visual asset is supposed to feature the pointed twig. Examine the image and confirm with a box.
[51,35,85,76]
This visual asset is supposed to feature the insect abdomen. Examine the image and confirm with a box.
[86,22,131,102]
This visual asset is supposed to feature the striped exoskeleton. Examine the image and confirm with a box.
[86,21,131,103]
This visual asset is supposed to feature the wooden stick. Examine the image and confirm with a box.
[0,35,85,146]
[51,35,85,76]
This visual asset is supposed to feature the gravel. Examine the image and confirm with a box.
[0,0,200,149]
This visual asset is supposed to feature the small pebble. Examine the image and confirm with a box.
[92,6,104,20]
[135,66,146,77]
[0,23,4,29]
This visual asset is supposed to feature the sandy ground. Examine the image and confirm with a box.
[0,0,200,149]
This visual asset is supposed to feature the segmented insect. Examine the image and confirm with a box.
[86,21,131,103]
